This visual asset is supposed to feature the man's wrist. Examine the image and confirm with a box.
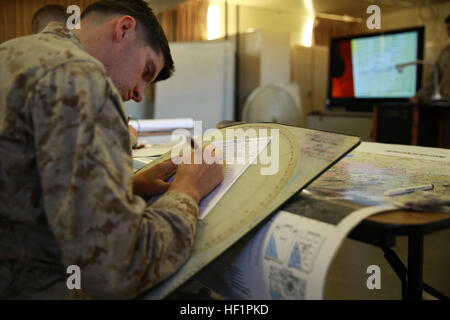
[168,184,200,204]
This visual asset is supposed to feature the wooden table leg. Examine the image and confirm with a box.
[372,105,378,142]
[437,114,444,148]
[411,106,419,145]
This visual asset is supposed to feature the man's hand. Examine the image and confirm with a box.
[133,159,177,197]
[129,125,138,139]
[133,147,225,203]
[169,148,225,204]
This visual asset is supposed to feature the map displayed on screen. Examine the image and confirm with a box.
[331,30,419,99]
[352,32,418,98]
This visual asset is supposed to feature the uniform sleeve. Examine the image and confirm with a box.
[129,131,138,148]
[30,61,199,299]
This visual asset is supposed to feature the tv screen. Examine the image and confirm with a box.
[328,27,424,110]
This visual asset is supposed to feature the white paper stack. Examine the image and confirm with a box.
[129,118,194,133]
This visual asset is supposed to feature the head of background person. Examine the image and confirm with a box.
[446,15,450,38]
[31,4,67,34]
[76,0,174,103]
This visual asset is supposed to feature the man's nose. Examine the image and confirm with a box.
[132,82,145,103]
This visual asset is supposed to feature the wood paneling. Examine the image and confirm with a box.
[313,17,364,47]
[0,0,97,43]
[175,0,208,42]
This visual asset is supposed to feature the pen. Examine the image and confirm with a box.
[187,134,200,150]
[384,184,434,197]
[132,144,145,150]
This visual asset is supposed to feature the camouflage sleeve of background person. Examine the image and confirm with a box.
[31,60,199,299]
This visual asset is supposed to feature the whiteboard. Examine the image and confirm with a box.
[154,40,235,131]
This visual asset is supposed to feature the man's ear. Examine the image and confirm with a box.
[112,15,137,43]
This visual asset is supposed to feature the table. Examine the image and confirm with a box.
[174,207,450,301]
[349,210,450,300]
[174,123,450,300]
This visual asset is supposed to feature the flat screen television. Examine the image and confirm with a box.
[328,26,424,111]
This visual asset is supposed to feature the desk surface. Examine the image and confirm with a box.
[369,210,450,225]
[305,141,450,234]
[362,210,450,235]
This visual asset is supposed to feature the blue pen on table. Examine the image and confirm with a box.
[384,184,434,197]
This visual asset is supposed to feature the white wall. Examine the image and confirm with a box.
[124,99,154,120]
[237,30,291,119]
[291,45,329,114]
[260,30,291,85]
[154,40,235,131]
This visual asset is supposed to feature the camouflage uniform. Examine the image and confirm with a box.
[129,132,138,148]
[417,44,450,101]
[0,22,198,299]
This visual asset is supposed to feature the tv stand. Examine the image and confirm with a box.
[372,101,450,148]
[306,110,372,141]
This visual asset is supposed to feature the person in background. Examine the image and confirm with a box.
[410,14,450,103]
[0,0,224,299]
[31,4,67,34]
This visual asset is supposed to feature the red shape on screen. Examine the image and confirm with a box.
[331,40,355,98]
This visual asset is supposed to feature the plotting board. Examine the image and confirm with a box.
[136,123,361,299]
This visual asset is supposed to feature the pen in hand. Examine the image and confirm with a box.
[188,134,200,150]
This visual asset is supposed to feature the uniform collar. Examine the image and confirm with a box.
[40,22,129,126]
[41,22,84,51]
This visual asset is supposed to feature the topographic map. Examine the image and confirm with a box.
[308,145,450,207]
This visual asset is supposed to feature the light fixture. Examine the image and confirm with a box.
[302,16,314,47]
[207,3,221,40]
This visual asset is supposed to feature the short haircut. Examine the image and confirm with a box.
[32,4,67,34]
[445,15,450,24]
[82,0,174,82]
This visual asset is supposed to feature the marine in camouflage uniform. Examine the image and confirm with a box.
[0,22,198,299]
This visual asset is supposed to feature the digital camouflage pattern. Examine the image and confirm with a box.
[417,44,450,101]
[129,131,138,148]
[0,22,198,299]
